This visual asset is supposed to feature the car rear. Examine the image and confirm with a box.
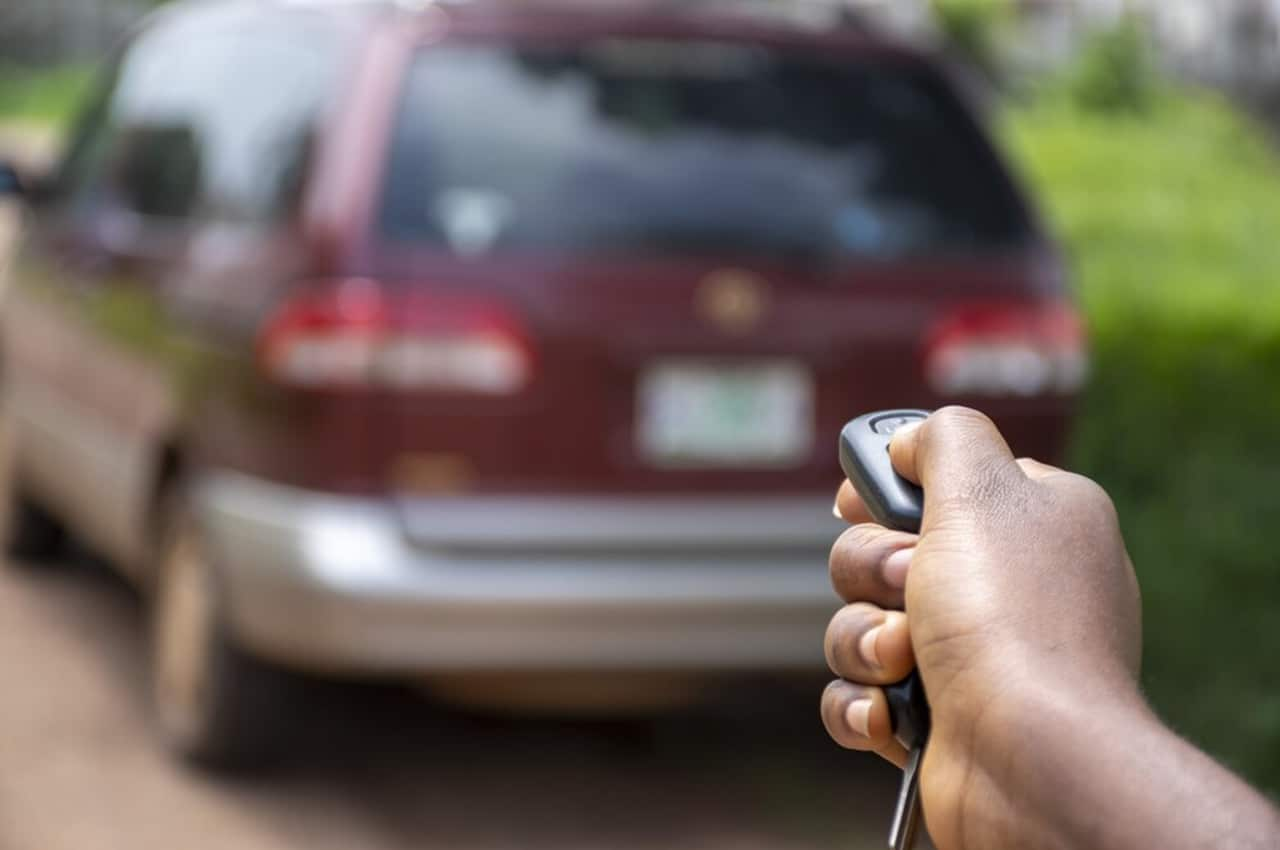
[205,5,1081,698]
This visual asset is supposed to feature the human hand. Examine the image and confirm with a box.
[820,407,1143,848]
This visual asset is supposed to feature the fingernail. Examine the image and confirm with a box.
[859,625,883,670]
[832,501,843,520]
[890,420,922,445]
[883,548,913,590]
[844,698,872,737]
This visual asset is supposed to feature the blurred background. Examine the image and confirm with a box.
[1,1,1278,848]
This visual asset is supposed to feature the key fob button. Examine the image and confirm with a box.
[870,412,927,436]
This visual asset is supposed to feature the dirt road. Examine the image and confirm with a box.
[0,555,901,850]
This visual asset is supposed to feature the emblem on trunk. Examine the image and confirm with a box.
[696,269,769,334]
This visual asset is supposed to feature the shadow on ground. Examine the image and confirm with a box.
[0,549,913,850]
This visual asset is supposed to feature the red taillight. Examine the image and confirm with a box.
[923,301,1087,398]
[258,279,533,394]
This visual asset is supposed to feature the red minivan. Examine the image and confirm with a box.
[0,0,1082,765]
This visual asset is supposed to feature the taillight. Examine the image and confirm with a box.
[258,279,533,394]
[923,301,1087,398]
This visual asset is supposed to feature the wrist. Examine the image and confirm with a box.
[942,665,1152,844]
[971,654,1148,773]
[926,660,1151,849]
[962,677,1280,850]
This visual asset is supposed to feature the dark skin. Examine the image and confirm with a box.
[821,407,1280,850]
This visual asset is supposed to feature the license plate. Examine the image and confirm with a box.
[637,360,814,467]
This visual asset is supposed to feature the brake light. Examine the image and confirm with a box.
[923,301,1086,397]
[259,279,533,394]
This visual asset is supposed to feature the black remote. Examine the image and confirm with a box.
[838,409,931,750]
[839,410,933,850]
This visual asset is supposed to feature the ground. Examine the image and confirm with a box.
[0,553,905,850]
[0,128,907,848]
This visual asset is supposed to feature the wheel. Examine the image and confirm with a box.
[0,420,66,562]
[150,489,298,769]
[2,487,67,561]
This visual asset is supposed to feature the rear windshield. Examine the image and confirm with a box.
[378,41,1032,261]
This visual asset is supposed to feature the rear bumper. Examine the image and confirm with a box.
[195,474,842,675]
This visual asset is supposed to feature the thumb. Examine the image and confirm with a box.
[888,406,1023,513]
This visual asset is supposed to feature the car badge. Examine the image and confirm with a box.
[696,269,769,335]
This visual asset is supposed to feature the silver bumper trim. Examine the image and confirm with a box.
[399,495,845,550]
[196,474,840,674]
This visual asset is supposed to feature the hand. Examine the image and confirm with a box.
[820,407,1143,849]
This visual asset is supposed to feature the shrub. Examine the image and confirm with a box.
[931,0,1013,82]
[0,64,93,126]
[1069,16,1159,114]
[1004,91,1280,793]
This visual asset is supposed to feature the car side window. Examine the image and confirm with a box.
[55,12,336,226]
[178,21,337,224]
[53,27,204,220]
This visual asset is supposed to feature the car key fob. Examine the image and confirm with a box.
[838,408,931,749]
[838,411,928,534]
[838,409,931,849]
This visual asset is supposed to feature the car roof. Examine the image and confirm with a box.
[410,0,865,29]
[263,0,863,27]
[155,0,922,56]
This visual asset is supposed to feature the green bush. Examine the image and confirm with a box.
[0,64,94,126]
[1004,91,1280,793]
[931,0,1012,81]
[1068,17,1159,114]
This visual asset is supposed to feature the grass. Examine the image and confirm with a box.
[0,64,94,127]
[1004,90,1280,795]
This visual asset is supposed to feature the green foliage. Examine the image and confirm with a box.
[0,64,94,126]
[931,0,1012,81]
[1004,92,1280,793]
[1068,17,1159,114]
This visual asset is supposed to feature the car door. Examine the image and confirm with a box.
[4,9,342,576]
[2,23,206,574]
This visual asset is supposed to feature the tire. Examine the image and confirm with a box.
[0,421,66,563]
[3,488,67,562]
[150,488,299,769]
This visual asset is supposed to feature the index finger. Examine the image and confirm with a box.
[834,479,874,525]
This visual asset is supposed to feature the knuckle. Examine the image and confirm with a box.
[920,407,1017,488]
[839,523,887,560]
[828,528,860,586]
[967,451,1019,500]
[925,406,996,444]
[830,523,863,560]
[829,525,895,593]
[1063,473,1120,527]
[820,680,883,749]
[821,679,849,709]
[823,617,846,673]
[934,457,1026,518]
[824,603,877,673]
[820,681,854,730]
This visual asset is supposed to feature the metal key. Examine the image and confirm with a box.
[838,410,933,850]
[890,742,924,850]
[886,665,930,849]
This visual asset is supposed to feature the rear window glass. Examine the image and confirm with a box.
[378,41,1032,261]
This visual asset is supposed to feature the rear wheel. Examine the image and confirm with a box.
[2,488,68,562]
[150,490,298,769]
[0,417,66,563]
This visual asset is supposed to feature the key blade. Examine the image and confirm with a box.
[888,744,924,850]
